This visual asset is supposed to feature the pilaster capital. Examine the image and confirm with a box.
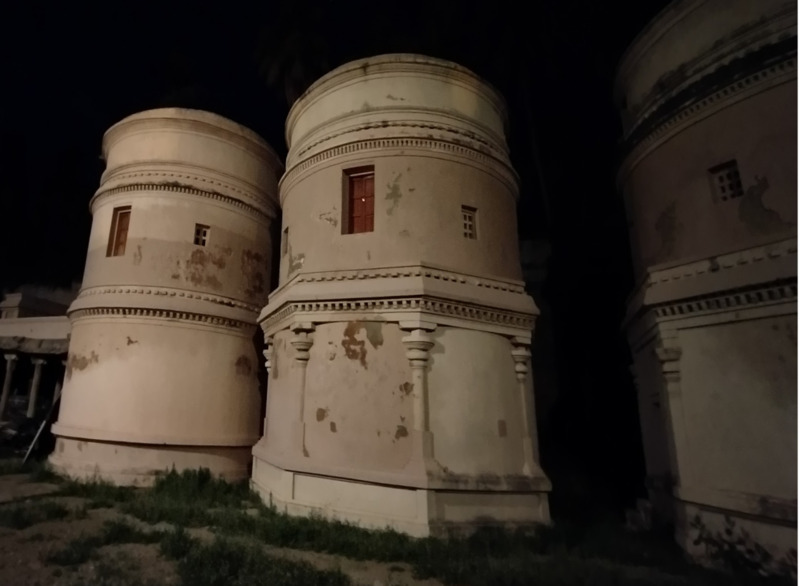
[510,335,532,347]
[655,336,682,385]
[31,357,47,366]
[3,354,18,363]
[399,320,437,333]
[510,345,531,383]
[401,329,434,364]
[263,340,275,374]
[290,322,316,335]
[290,323,314,363]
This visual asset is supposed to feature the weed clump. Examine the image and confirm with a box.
[0,500,69,529]
[177,537,350,586]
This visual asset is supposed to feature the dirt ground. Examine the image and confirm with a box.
[0,474,442,586]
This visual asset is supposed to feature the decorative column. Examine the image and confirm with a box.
[290,323,315,423]
[400,321,437,475]
[400,324,436,433]
[27,358,46,419]
[0,354,18,421]
[511,336,539,474]
[654,331,691,490]
[263,337,274,379]
[53,359,67,406]
[290,323,315,456]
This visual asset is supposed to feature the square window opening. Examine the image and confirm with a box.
[343,166,375,235]
[462,206,477,239]
[708,160,744,202]
[194,224,210,246]
[106,206,132,257]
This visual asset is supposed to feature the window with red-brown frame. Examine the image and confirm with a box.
[106,206,131,257]
[343,166,375,234]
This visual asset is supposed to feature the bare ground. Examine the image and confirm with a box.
[0,478,443,586]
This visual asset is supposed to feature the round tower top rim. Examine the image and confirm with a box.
[286,53,510,141]
[102,107,283,170]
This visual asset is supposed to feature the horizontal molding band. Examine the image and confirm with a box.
[77,285,261,314]
[92,181,276,223]
[281,136,519,198]
[261,295,535,334]
[69,306,254,331]
[617,37,797,175]
[52,423,259,448]
[619,37,797,167]
[293,118,506,164]
[651,280,797,319]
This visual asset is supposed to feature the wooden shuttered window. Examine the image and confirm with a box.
[106,206,131,257]
[345,167,374,234]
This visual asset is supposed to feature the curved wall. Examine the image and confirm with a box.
[50,108,282,484]
[253,54,549,537]
[616,1,797,572]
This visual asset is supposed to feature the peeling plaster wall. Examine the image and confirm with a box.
[254,55,549,536]
[303,322,413,470]
[426,327,526,476]
[617,0,797,570]
[57,320,261,444]
[50,108,282,484]
[81,197,273,304]
[279,154,520,284]
[624,81,796,276]
[679,316,797,499]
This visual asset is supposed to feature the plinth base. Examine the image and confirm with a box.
[48,436,252,486]
[251,456,550,538]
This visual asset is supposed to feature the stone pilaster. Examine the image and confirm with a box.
[290,322,315,457]
[263,336,274,379]
[511,337,541,475]
[654,332,689,490]
[27,358,46,419]
[0,354,18,421]
[400,321,437,473]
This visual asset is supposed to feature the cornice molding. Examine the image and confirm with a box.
[652,280,796,320]
[620,4,796,127]
[291,118,507,167]
[69,306,254,331]
[649,238,796,286]
[618,40,796,181]
[76,285,261,314]
[260,295,535,337]
[626,279,796,351]
[280,136,519,200]
[92,180,276,223]
[288,265,527,295]
[99,163,278,209]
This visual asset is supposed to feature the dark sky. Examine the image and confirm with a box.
[1,0,670,515]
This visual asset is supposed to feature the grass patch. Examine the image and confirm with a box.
[120,468,256,526]
[0,458,63,482]
[24,467,794,586]
[0,500,69,529]
[46,519,161,566]
[176,537,350,586]
[57,477,135,505]
[81,555,163,586]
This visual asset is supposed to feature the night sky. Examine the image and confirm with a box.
[1,0,670,518]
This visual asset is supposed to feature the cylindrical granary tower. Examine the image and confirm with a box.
[616,0,796,571]
[252,54,551,537]
[50,108,282,484]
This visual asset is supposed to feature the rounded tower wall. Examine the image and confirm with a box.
[277,54,522,286]
[51,108,282,484]
[254,54,549,537]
